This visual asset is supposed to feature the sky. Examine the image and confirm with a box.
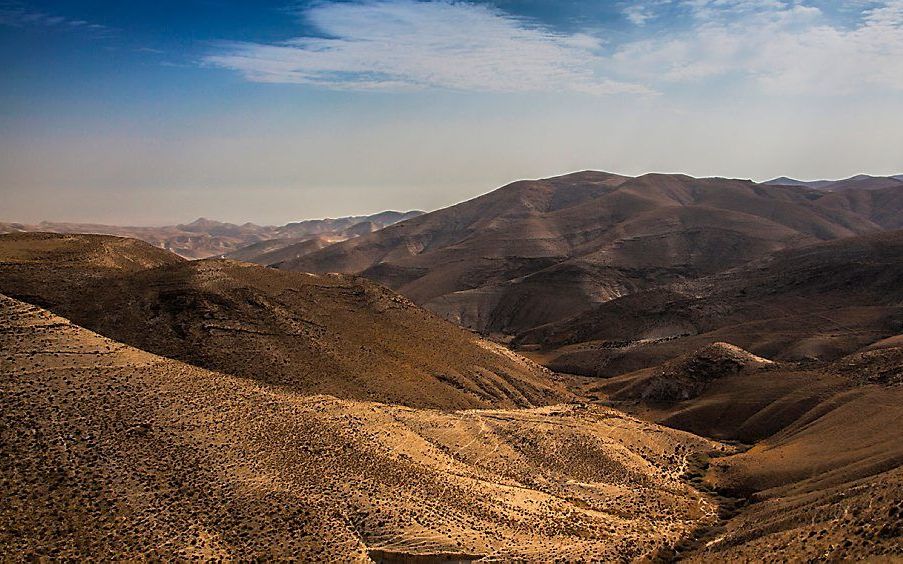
[1,0,902,225]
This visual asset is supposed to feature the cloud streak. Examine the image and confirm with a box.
[0,1,107,33]
[204,0,652,95]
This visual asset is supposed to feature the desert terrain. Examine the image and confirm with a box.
[1,172,901,561]
[517,228,903,377]
[1,293,724,560]
[4,0,902,557]
[283,172,901,338]
[0,233,565,409]
[0,211,422,260]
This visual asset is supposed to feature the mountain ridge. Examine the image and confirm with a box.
[281,171,895,337]
[516,228,903,377]
[0,210,424,259]
[764,174,903,192]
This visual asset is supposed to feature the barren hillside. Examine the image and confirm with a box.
[0,233,567,409]
[518,229,903,377]
[283,172,888,336]
[0,294,723,560]
[567,342,903,561]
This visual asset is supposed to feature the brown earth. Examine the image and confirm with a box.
[0,294,725,560]
[0,233,567,409]
[2,177,902,561]
[518,229,903,377]
[282,172,891,338]
[563,342,903,561]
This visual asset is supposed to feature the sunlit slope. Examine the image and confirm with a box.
[0,294,723,560]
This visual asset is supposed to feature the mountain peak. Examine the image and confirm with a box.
[766,176,804,185]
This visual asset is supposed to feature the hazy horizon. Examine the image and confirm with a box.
[2,0,902,225]
[2,168,903,227]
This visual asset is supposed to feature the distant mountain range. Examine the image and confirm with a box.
[0,210,423,259]
[281,171,903,340]
[764,173,903,192]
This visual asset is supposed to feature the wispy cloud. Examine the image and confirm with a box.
[206,0,903,97]
[204,0,652,95]
[0,1,107,34]
[611,0,903,93]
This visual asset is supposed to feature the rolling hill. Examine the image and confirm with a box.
[281,171,888,337]
[0,232,567,409]
[516,229,903,377]
[2,174,902,561]
[568,342,903,561]
[0,293,724,560]
[222,235,333,264]
[4,292,899,561]
[812,183,903,230]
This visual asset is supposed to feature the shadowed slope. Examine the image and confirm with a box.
[600,343,774,404]
[0,294,724,560]
[690,348,903,561]
[519,229,903,376]
[0,232,185,308]
[813,183,903,230]
[0,233,567,409]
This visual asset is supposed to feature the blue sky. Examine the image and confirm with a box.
[1,0,902,224]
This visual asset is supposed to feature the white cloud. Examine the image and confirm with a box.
[624,5,656,26]
[204,0,652,95]
[206,0,903,97]
[611,0,903,94]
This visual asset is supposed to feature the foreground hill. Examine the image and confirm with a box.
[0,232,184,308]
[570,342,903,561]
[518,229,903,377]
[0,233,566,409]
[282,172,885,337]
[0,211,423,259]
[0,294,723,560]
[4,295,899,560]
